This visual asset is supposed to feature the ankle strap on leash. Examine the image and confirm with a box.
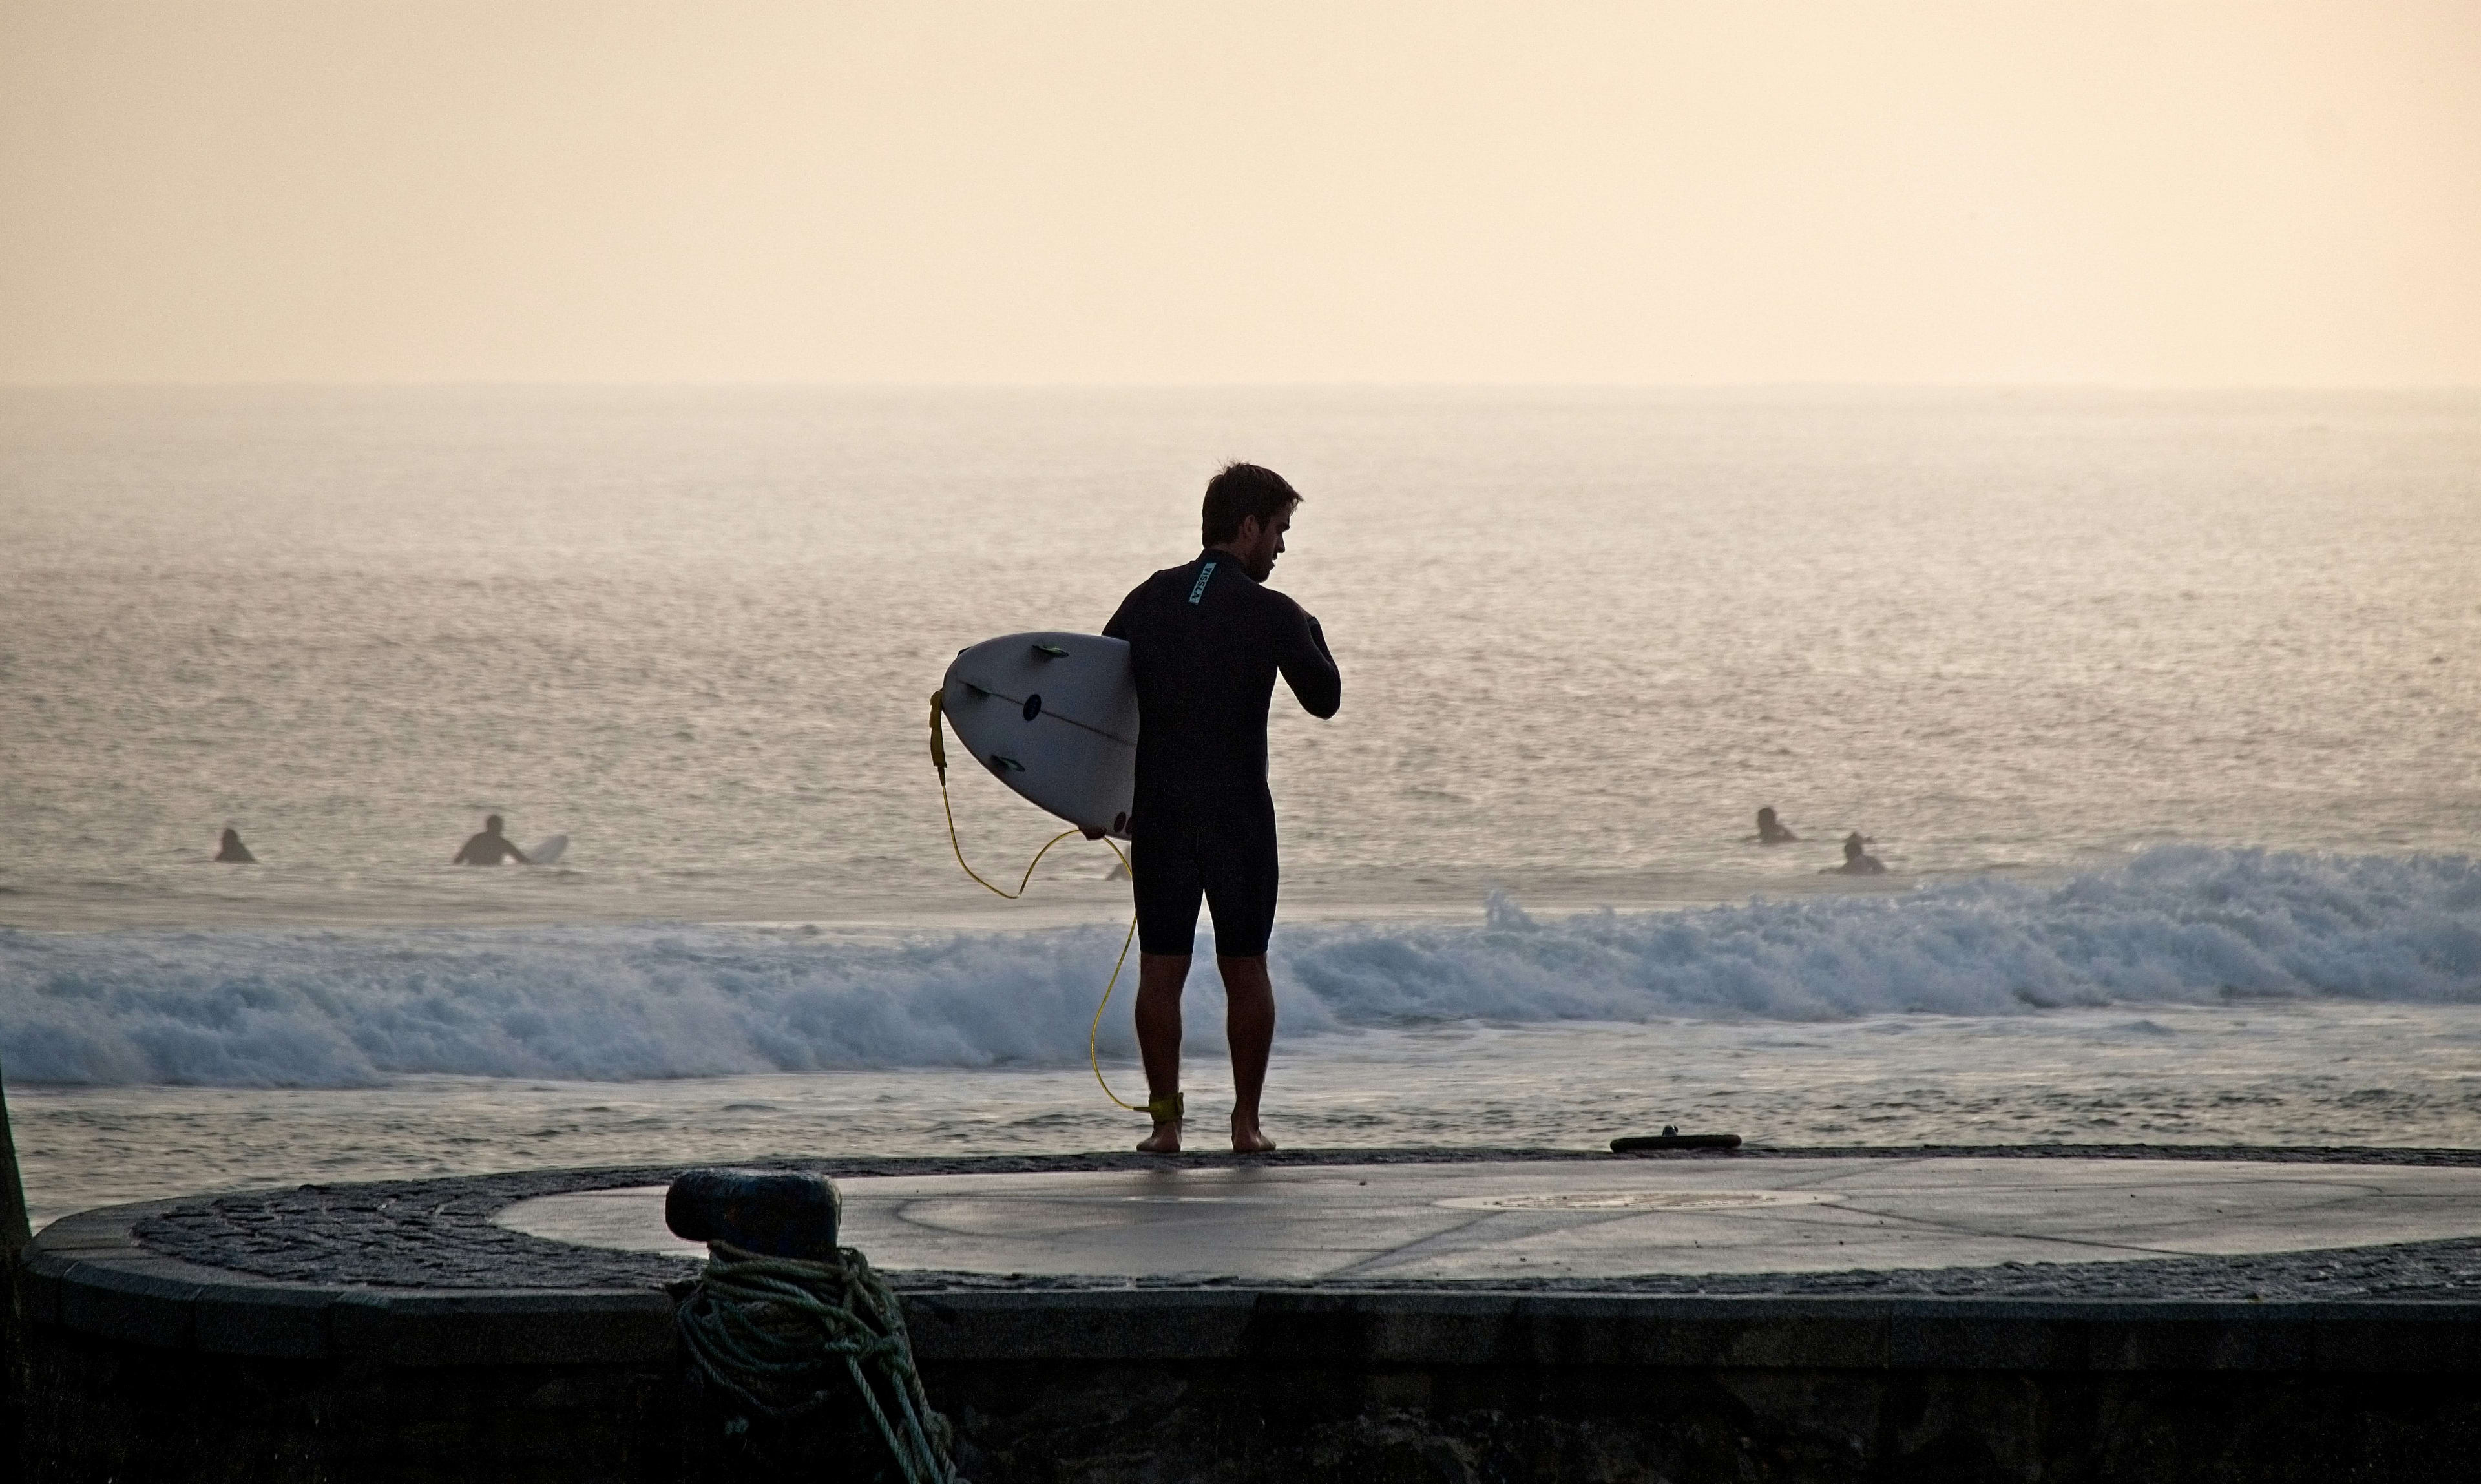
[1146,1092,1184,1125]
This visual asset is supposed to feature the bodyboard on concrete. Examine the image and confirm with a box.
[1611,1133,1743,1153]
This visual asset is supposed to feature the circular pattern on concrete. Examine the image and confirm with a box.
[497,1156,2481,1284]
[120,1147,2481,1300]
[1440,1189,1845,1212]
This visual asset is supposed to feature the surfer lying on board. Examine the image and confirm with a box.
[452,814,532,866]
[1755,806,1797,844]
[1101,463,1341,1155]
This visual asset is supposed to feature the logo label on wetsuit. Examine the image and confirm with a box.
[1187,562,1217,605]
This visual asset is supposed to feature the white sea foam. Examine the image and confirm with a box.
[3,847,2475,1088]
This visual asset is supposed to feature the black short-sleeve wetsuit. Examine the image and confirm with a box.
[1104,549,1340,956]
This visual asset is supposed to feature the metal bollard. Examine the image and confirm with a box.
[664,1169,842,1260]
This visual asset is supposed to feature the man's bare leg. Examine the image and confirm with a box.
[1133,952,1190,1153]
[1219,954,1277,1153]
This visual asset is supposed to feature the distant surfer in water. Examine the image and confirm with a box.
[453,814,531,866]
[1755,807,1797,844]
[1825,831,1885,875]
[215,828,255,864]
[1102,463,1341,1155]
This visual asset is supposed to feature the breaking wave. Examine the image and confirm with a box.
[3,846,2476,1087]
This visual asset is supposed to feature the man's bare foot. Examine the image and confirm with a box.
[1136,1120,1181,1154]
[1231,1113,1277,1154]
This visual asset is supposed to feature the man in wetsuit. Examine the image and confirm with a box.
[1104,463,1340,1154]
[453,814,531,866]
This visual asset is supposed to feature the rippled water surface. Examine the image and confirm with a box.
[3,387,2476,1223]
[6,386,2475,928]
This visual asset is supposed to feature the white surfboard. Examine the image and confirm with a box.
[941,632,1138,839]
[527,835,569,866]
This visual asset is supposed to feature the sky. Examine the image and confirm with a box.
[3,1,2477,386]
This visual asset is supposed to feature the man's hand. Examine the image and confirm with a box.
[1080,826,1109,841]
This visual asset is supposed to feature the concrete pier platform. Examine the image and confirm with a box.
[19,1146,2481,1482]
[497,1156,2481,1284]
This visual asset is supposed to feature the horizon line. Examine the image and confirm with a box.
[5,379,2478,395]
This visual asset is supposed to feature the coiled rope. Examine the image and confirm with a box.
[676,1241,958,1484]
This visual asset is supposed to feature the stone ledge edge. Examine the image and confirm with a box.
[26,1200,2481,1373]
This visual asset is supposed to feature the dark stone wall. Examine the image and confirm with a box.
[929,1359,2481,1484]
[3,1256,30,1476]
[17,1322,681,1484]
[14,1311,2481,1484]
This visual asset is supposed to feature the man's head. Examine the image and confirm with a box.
[485,814,505,835]
[1201,462,1301,581]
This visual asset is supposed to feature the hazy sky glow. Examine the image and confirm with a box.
[4,1,2477,385]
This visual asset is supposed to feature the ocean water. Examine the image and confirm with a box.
[3,386,2478,1227]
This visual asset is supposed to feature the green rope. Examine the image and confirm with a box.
[676,1241,958,1484]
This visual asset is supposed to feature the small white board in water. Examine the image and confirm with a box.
[942,632,1137,840]
[527,835,569,866]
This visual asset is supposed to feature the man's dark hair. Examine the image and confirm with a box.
[1201,463,1301,547]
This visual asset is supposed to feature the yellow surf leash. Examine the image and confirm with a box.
[930,692,1147,1113]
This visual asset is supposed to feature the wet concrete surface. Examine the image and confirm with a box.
[498,1156,2481,1284]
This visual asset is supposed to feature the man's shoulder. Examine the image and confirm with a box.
[1229,575,1303,618]
[1191,559,1303,623]
[1115,553,1306,625]
[1116,556,1208,611]
[1140,556,1208,591]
